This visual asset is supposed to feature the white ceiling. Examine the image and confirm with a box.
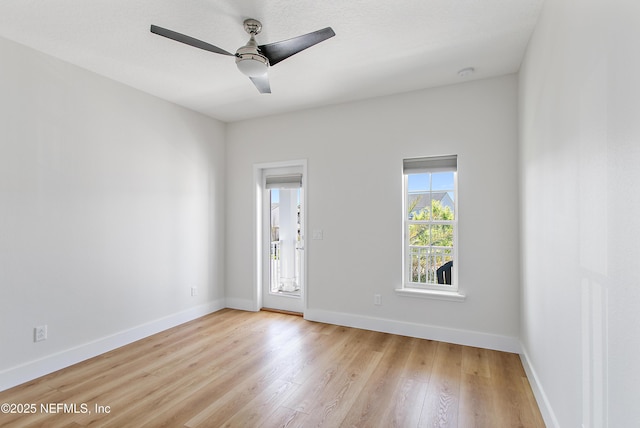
[0,0,542,123]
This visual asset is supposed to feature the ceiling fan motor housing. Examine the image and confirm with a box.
[235,35,269,77]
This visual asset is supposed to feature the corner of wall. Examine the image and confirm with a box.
[519,343,560,428]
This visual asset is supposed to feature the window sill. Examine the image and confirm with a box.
[394,287,466,302]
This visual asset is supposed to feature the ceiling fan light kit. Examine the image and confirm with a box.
[236,54,268,77]
[235,20,269,77]
[150,18,335,94]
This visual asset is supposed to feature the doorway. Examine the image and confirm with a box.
[256,161,306,314]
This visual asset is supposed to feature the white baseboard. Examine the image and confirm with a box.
[520,345,560,428]
[304,308,521,353]
[225,297,259,312]
[0,300,225,392]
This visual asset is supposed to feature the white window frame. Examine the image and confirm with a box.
[396,155,465,302]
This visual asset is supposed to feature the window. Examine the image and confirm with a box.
[402,155,458,294]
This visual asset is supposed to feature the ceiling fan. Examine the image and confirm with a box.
[150,19,335,94]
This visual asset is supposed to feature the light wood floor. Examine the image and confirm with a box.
[0,309,545,427]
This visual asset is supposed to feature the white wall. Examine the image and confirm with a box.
[0,37,227,390]
[226,75,521,351]
[519,0,640,426]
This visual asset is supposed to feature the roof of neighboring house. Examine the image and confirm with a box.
[409,191,454,212]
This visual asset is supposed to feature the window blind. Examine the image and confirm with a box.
[403,155,457,174]
[265,173,303,189]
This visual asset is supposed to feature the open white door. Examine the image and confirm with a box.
[258,163,305,313]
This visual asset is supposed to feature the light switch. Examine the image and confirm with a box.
[312,229,324,240]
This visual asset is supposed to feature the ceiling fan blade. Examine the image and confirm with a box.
[249,74,271,94]
[150,25,234,56]
[259,27,335,67]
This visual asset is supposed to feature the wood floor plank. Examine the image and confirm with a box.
[279,327,373,415]
[383,377,429,428]
[257,406,307,428]
[134,314,307,428]
[182,334,307,427]
[340,334,414,427]
[487,350,545,428]
[279,331,346,385]
[521,376,546,426]
[462,346,492,378]
[419,342,463,428]
[0,310,545,428]
[403,337,438,382]
[207,380,300,428]
[458,372,494,428]
[292,347,384,427]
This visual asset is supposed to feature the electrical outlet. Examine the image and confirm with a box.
[374,294,381,305]
[34,325,47,342]
[191,287,198,297]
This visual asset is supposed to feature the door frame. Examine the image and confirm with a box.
[253,159,307,313]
